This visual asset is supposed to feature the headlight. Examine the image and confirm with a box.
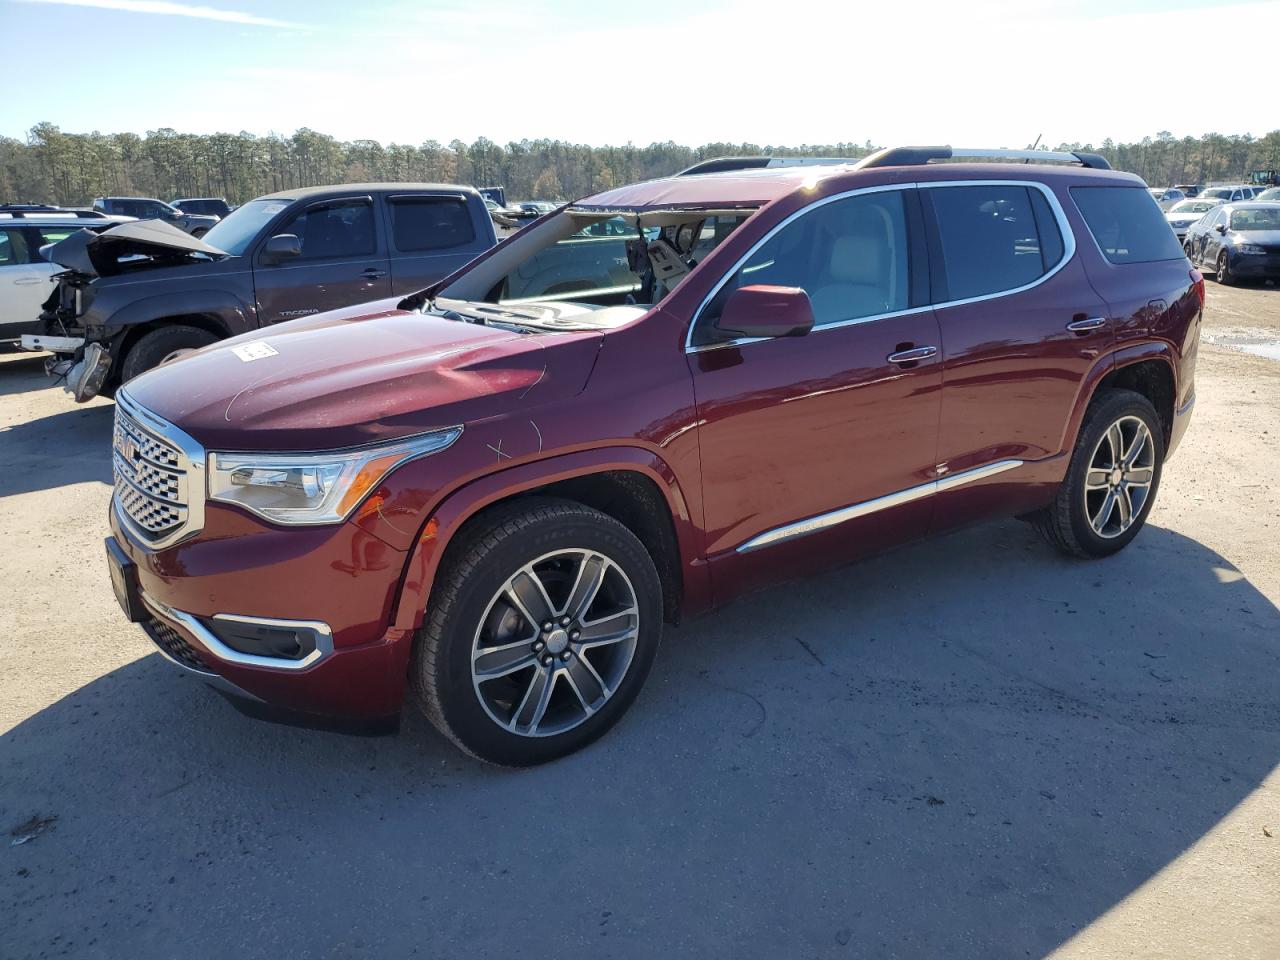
[208,427,462,525]
[1238,243,1267,255]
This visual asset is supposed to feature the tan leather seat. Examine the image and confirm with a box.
[809,233,892,324]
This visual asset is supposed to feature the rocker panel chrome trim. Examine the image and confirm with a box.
[735,459,1023,554]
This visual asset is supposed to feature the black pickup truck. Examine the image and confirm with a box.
[27,183,497,400]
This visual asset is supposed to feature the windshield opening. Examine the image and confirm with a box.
[498,212,749,308]
[201,198,289,255]
[432,207,754,330]
[1230,208,1280,231]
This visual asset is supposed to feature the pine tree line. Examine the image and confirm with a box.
[2,124,1277,206]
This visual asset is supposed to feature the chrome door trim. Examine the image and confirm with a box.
[685,179,1078,353]
[1065,316,1107,332]
[735,459,1023,554]
[887,345,938,364]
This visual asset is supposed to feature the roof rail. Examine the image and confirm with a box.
[855,146,1111,170]
[678,156,863,176]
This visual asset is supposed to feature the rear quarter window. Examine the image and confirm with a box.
[389,196,477,252]
[1071,186,1186,264]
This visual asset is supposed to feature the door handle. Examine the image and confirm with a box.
[1066,316,1107,333]
[886,345,937,365]
[361,268,387,280]
[14,277,43,285]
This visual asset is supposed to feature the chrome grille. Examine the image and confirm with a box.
[112,393,204,548]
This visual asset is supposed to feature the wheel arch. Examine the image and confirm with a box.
[1063,346,1177,457]
[388,447,710,634]
[107,311,235,390]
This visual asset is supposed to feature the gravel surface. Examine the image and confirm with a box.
[1,282,1277,959]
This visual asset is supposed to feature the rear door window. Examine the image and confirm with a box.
[387,196,476,252]
[1071,186,1186,264]
[926,185,1062,300]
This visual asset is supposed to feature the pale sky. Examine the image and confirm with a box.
[1,0,1276,147]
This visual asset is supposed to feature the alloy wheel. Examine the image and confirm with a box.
[1083,416,1155,539]
[470,548,640,737]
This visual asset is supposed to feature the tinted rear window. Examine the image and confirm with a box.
[928,185,1059,300]
[1071,186,1186,264]
[389,196,476,252]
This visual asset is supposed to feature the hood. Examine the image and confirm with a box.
[121,298,603,451]
[45,219,228,277]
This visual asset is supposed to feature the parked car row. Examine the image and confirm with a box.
[92,197,222,236]
[1155,183,1272,205]
[92,146,1209,765]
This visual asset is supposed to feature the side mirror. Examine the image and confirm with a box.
[1215,224,1227,235]
[262,233,301,262]
[715,284,815,340]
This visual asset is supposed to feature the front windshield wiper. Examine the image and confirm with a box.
[426,301,543,334]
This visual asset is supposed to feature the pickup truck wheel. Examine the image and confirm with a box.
[1032,389,1164,558]
[119,325,218,383]
[412,497,662,766]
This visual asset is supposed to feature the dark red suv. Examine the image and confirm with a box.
[106,147,1201,764]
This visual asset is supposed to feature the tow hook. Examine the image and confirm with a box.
[61,342,112,402]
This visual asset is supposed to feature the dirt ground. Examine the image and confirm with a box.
[0,282,1277,959]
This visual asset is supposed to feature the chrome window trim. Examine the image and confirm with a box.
[912,179,1076,309]
[114,389,207,550]
[1068,184,1192,268]
[735,459,1023,554]
[685,179,1078,354]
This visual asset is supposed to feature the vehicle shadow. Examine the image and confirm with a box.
[0,404,113,497]
[2,521,1276,959]
[0,352,53,398]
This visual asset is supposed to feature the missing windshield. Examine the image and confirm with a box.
[498,211,749,309]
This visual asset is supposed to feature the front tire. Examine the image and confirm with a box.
[412,498,663,765]
[119,325,218,383]
[1216,250,1234,285]
[1032,389,1164,558]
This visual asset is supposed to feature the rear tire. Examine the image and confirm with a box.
[412,497,663,766]
[1031,389,1164,558]
[119,325,218,383]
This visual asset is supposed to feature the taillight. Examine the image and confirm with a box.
[1190,269,1205,307]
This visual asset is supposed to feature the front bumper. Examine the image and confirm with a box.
[1227,252,1280,278]
[109,505,417,721]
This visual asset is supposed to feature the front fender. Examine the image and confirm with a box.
[100,289,251,337]
[379,446,710,633]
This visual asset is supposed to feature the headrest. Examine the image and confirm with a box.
[829,234,884,286]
